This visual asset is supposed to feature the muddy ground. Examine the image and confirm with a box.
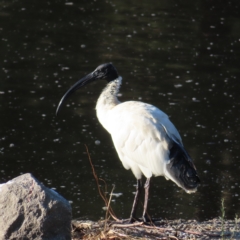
[71,218,240,240]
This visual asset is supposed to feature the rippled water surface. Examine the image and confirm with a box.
[1,0,240,221]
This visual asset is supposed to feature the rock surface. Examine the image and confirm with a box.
[0,173,72,240]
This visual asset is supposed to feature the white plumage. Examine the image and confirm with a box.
[96,77,181,181]
[56,63,200,222]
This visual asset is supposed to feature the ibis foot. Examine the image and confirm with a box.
[129,216,142,223]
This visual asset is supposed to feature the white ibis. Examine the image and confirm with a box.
[56,63,200,222]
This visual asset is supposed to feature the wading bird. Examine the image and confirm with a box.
[56,63,200,223]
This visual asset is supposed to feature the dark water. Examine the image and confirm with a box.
[1,0,240,221]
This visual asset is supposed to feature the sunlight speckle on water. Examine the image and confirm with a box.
[0,0,240,222]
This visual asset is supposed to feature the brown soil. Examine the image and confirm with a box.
[71,218,240,240]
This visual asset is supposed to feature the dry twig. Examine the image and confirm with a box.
[85,145,119,222]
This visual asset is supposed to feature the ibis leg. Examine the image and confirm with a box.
[129,179,142,223]
[142,178,150,222]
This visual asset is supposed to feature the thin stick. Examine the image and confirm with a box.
[112,222,144,228]
[85,145,119,221]
[104,185,115,231]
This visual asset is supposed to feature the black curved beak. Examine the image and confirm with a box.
[56,72,96,116]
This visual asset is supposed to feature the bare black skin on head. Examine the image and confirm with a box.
[56,63,119,115]
[93,63,119,82]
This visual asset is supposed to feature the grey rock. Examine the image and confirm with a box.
[0,173,72,240]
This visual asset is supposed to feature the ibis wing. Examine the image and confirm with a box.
[106,101,183,178]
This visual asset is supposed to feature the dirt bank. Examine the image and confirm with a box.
[72,218,240,239]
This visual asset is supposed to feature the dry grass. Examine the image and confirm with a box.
[71,218,240,240]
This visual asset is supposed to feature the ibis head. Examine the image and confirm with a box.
[56,63,118,115]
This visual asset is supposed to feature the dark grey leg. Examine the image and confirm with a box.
[129,179,142,222]
[142,178,150,222]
